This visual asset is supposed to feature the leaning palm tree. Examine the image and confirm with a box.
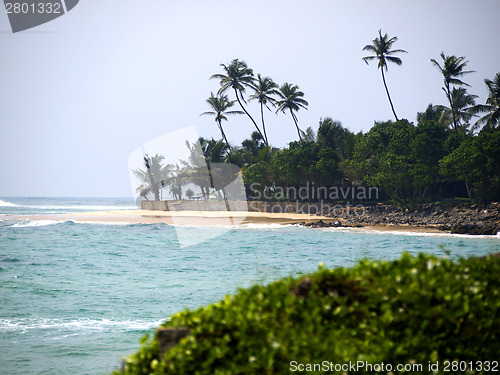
[249,74,280,146]
[200,92,243,146]
[362,30,407,121]
[473,72,500,131]
[132,154,173,201]
[276,82,309,141]
[210,59,265,141]
[430,52,475,132]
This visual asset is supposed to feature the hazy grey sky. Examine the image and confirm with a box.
[0,0,498,197]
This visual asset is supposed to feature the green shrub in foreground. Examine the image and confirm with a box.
[113,252,500,374]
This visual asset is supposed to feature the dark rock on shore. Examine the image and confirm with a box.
[315,201,500,235]
[450,224,497,235]
[301,220,363,229]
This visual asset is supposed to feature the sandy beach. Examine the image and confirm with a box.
[3,209,334,226]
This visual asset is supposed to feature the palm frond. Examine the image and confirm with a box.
[362,45,378,53]
[200,111,216,117]
[385,56,403,66]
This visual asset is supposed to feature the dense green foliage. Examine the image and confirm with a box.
[226,119,499,206]
[113,252,500,374]
[440,129,500,203]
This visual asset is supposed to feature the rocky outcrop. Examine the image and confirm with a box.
[316,201,500,235]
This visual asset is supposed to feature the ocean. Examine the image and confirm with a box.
[1,197,499,375]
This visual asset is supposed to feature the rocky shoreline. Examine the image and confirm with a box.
[302,201,500,235]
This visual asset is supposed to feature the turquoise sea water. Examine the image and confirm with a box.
[1,197,499,374]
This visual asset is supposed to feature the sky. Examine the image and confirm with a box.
[0,0,499,197]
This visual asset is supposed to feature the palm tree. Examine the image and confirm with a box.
[202,138,231,165]
[317,118,347,158]
[473,72,500,130]
[430,52,475,132]
[303,127,316,143]
[241,131,266,158]
[182,138,212,201]
[199,138,237,202]
[249,74,280,146]
[362,30,407,121]
[276,82,309,141]
[416,104,446,125]
[201,92,243,146]
[210,59,265,141]
[181,138,233,201]
[436,87,478,132]
[169,164,185,200]
[132,154,173,201]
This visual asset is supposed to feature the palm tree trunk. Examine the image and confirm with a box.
[221,187,235,225]
[465,180,471,199]
[445,81,458,133]
[260,102,269,146]
[217,120,230,146]
[381,68,399,121]
[234,88,265,141]
[147,171,160,201]
[290,109,303,141]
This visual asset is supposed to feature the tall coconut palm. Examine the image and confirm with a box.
[210,59,265,141]
[249,74,280,146]
[362,30,407,121]
[132,154,173,201]
[201,92,243,146]
[276,82,309,141]
[430,52,475,132]
[473,72,500,130]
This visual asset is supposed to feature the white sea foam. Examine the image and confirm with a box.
[0,199,17,207]
[76,220,132,226]
[169,223,296,230]
[0,317,166,333]
[11,220,65,228]
[10,219,135,228]
[239,223,297,229]
[19,205,137,211]
[321,226,500,239]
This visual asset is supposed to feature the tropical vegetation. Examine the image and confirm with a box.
[113,252,500,374]
[135,33,499,208]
